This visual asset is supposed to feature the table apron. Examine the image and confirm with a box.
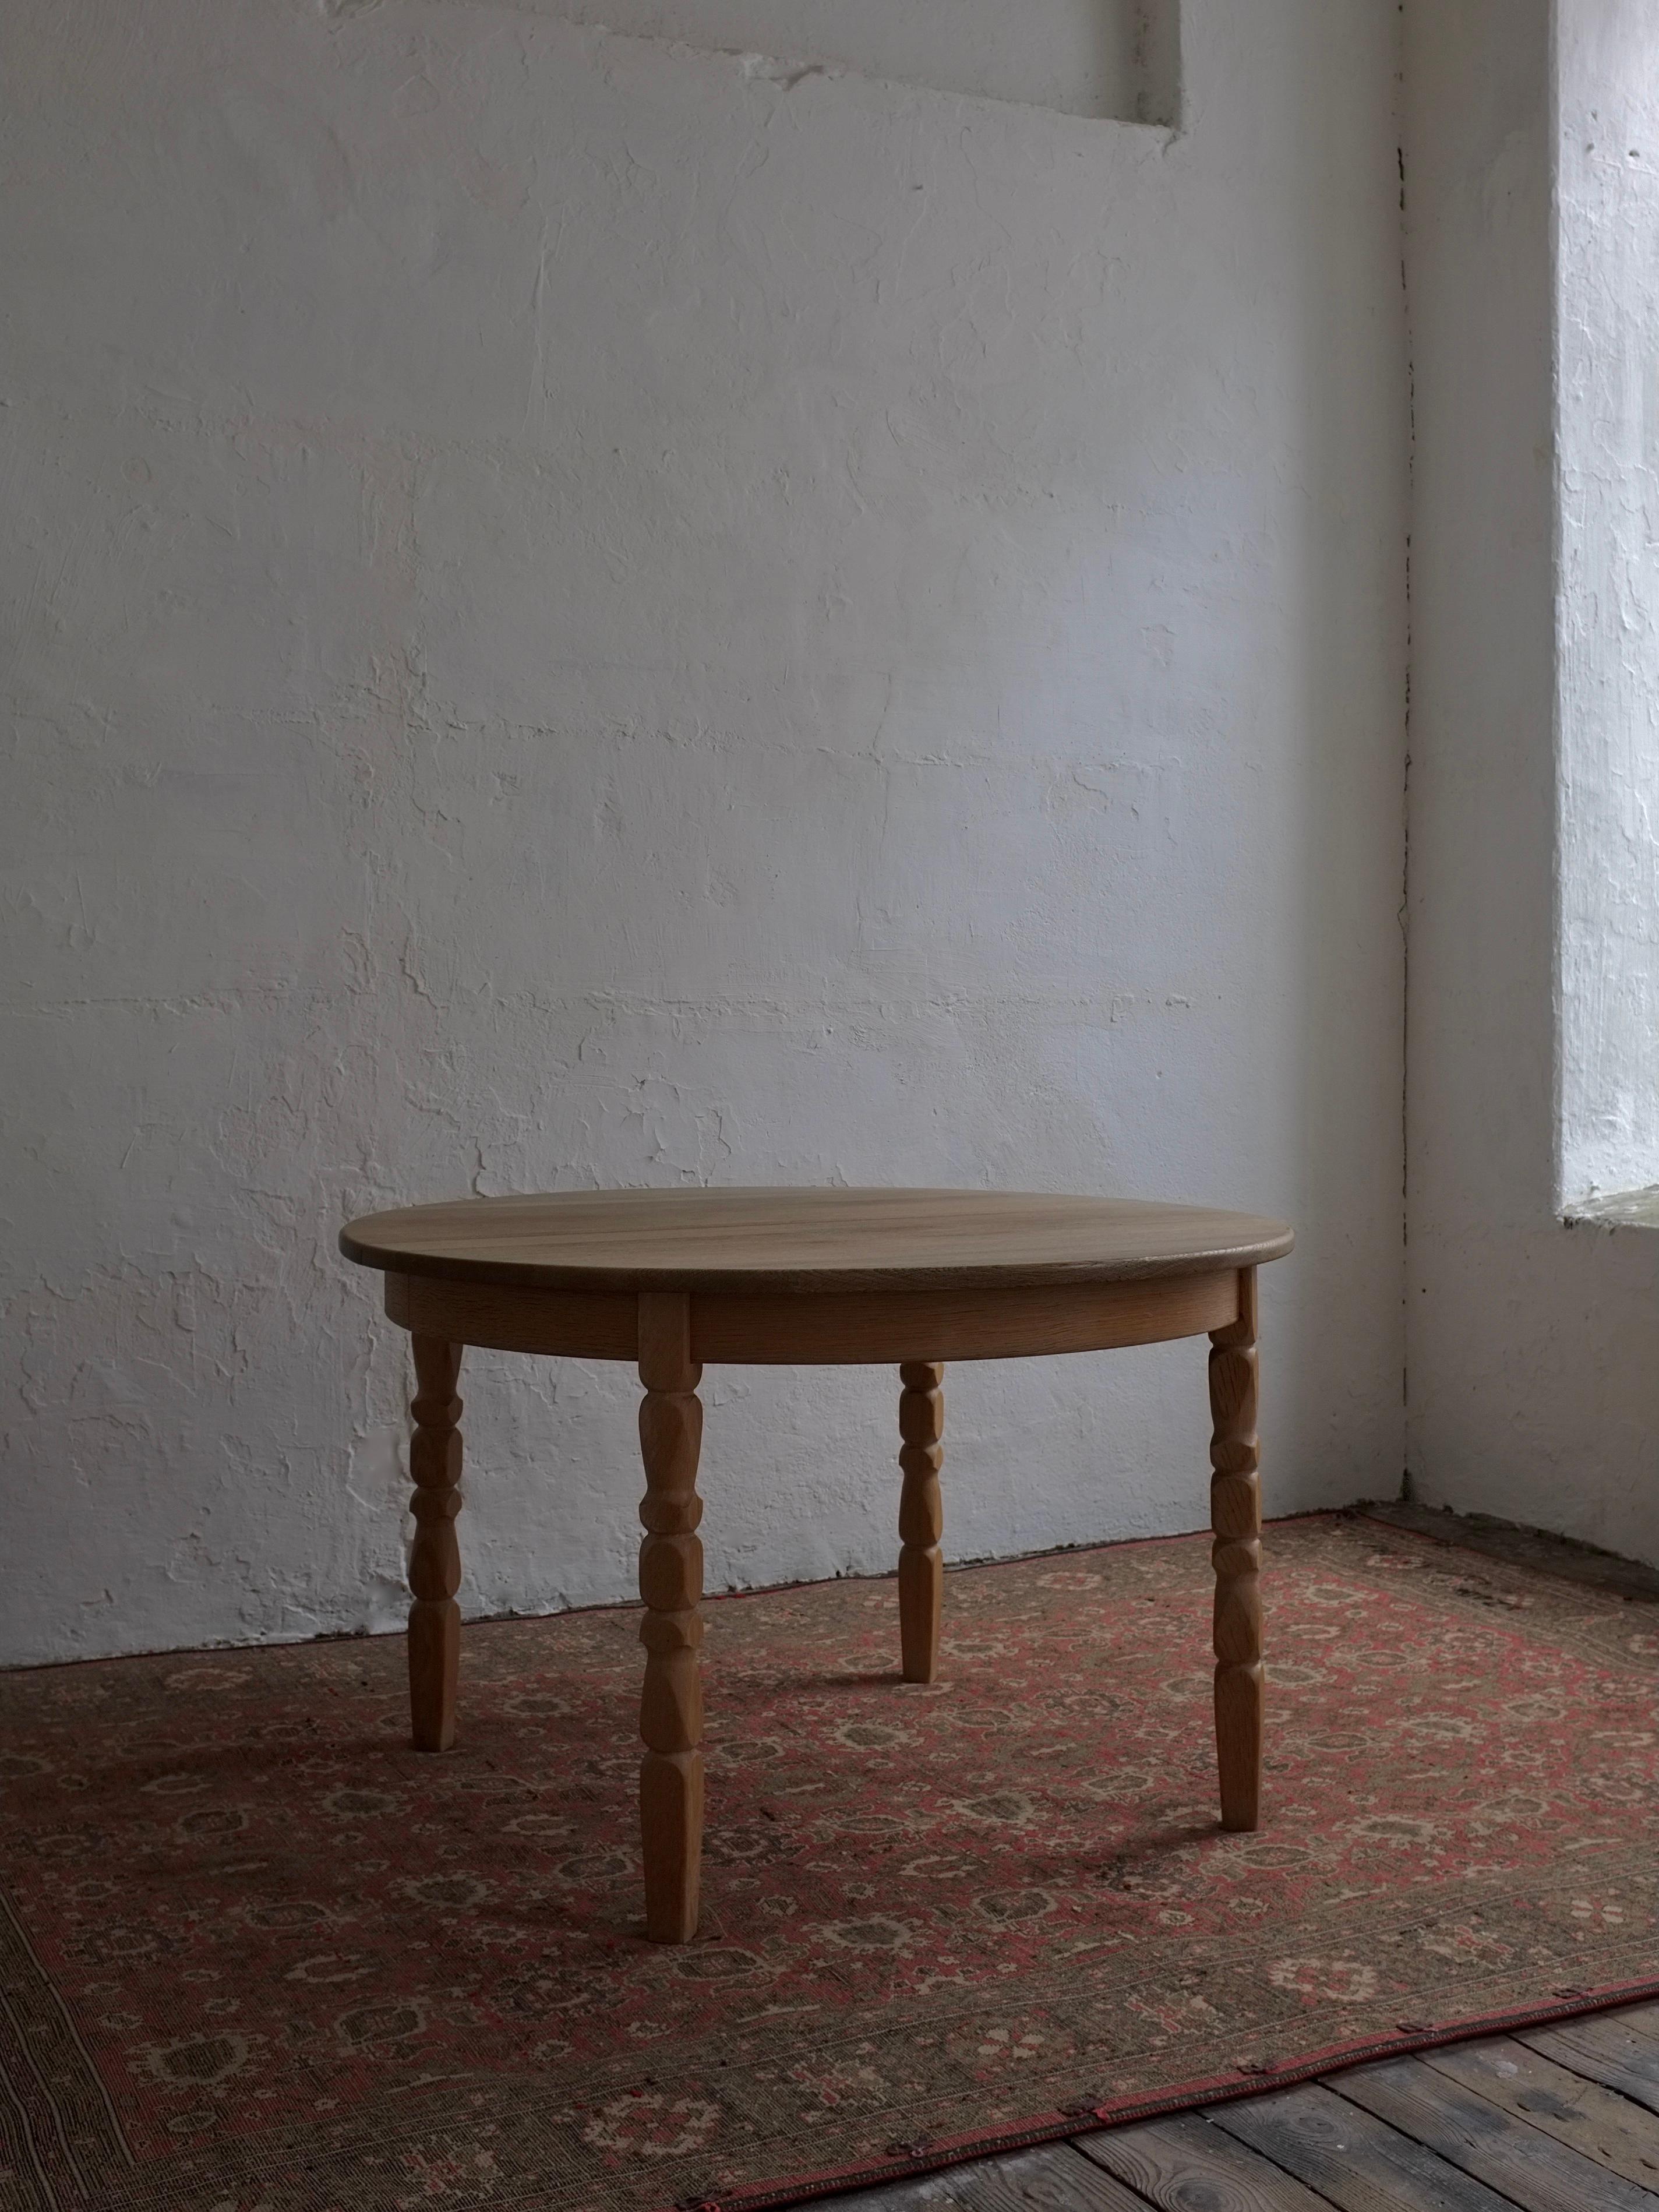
[383,1268,1241,1363]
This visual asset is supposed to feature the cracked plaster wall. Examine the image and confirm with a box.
[2,0,1408,1666]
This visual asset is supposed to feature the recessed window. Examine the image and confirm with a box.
[547,0,1180,123]
[1555,11,1659,1216]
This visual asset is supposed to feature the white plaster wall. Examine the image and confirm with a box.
[1404,0,1659,1559]
[1558,1,1659,1209]
[1,0,1408,1667]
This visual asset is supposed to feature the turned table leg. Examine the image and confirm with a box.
[1209,1267,1262,1831]
[637,1292,705,1943]
[408,1335,464,1753]
[898,1361,944,1683]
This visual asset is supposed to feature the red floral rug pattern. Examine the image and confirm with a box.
[5,1514,1659,2210]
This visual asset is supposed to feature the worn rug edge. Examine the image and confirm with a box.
[682,1959,1659,2208]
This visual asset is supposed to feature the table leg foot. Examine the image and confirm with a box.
[638,1292,705,1943]
[1209,1268,1262,1832]
[641,1749,704,1943]
[898,1363,944,1684]
[408,1336,464,1754]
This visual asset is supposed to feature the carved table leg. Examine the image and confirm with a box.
[408,1335,464,1754]
[637,1292,705,1943]
[898,1362,944,1684]
[1209,1267,1262,1831]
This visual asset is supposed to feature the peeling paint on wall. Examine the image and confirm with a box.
[451,0,1178,124]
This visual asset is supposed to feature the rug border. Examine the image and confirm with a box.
[682,1974,1659,2211]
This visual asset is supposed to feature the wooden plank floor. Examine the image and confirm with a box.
[823,2001,1659,2211]
[811,1507,1659,2212]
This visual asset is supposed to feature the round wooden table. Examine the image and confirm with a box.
[340,1187,1294,1942]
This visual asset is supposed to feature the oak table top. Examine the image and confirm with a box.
[340,1186,1293,1292]
[339,1185,1293,1943]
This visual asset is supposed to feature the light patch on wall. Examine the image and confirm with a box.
[1555,0,1659,1213]
[463,0,1180,123]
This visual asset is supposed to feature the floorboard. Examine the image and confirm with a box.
[1205,2077,1522,2211]
[1420,2033,1659,2190]
[824,2144,1145,2212]
[1074,2111,1339,2210]
[950,2142,1151,2211]
[1332,2051,1659,2212]
[1523,2012,1659,2115]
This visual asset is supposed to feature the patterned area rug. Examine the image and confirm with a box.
[5,1515,1659,2212]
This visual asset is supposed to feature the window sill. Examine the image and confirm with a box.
[1564,1186,1659,1230]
